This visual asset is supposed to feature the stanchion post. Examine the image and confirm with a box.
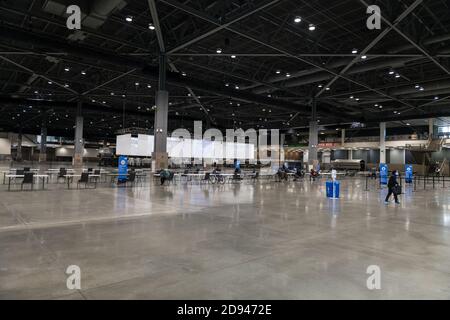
[433,175,435,189]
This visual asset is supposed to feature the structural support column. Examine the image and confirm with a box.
[429,118,434,139]
[16,130,23,162]
[152,53,169,171]
[39,113,47,162]
[308,99,318,168]
[73,99,84,167]
[341,129,345,148]
[380,122,386,164]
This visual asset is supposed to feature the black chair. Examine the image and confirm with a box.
[16,169,24,176]
[77,172,96,189]
[126,172,136,187]
[23,167,31,172]
[57,168,67,183]
[232,173,243,183]
[87,168,93,173]
[201,172,211,184]
[21,172,34,191]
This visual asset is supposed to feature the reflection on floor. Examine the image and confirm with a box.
[1,178,450,299]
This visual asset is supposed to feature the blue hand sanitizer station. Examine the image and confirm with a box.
[379,163,388,185]
[405,164,413,183]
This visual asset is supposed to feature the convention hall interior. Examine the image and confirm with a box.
[1,0,450,300]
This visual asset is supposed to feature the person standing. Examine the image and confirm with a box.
[385,170,400,204]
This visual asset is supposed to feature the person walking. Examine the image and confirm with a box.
[385,170,400,204]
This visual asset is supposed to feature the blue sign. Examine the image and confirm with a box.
[235,160,241,170]
[380,163,388,185]
[405,164,413,183]
[118,155,128,183]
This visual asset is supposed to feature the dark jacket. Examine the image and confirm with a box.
[387,175,398,188]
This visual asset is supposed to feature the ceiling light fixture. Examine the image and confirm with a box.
[294,16,302,23]
[126,16,133,22]
[308,24,316,31]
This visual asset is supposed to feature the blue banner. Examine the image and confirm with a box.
[235,160,241,170]
[118,156,128,182]
[380,163,388,185]
[405,164,413,183]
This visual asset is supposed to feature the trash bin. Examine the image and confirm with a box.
[333,181,340,198]
[326,181,333,198]
[326,180,340,199]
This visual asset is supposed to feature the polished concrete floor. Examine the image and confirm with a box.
[1,177,450,299]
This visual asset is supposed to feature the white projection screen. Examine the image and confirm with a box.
[116,134,254,160]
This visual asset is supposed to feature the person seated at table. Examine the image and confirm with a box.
[293,167,304,181]
[277,168,288,181]
[160,169,172,185]
[310,168,319,181]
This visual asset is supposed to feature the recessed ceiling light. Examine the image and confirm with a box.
[64,67,70,72]
[225,83,229,87]
[308,24,316,31]
[235,85,240,89]
[395,74,401,78]
[294,16,302,23]
[350,96,354,99]
[231,55,236,59]
[415,84,420,89]
[406,123,410,126]
[318,84,323,88]
[216,48,222,54]
[435,96,439,100]
[361,55,367,59]
[148,23,155,30]
[135,82,139,86]
[276,70,281,74]
[64,84,69,88]
[126,16,133,22]
[181,72,186,76]
[325,87,330,91]
[286,73,291,77]
[419,87,424,91]
[147,84,151,88]
[389,70,395,75]
[81,71,86,75]
[352,49,358,54]
[48,81,52,85]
